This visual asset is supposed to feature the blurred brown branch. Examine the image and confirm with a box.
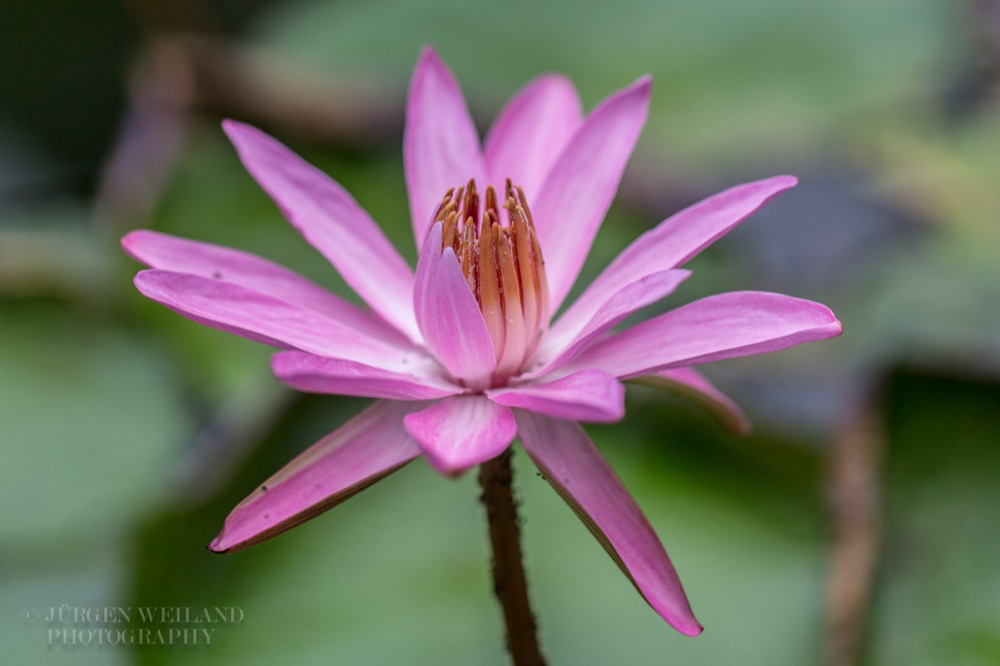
[96,34,402,228]
[826,401,883,666]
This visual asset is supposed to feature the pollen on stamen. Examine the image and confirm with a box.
[432,179,550,383]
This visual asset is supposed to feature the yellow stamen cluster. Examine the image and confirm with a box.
[434,179,550,381]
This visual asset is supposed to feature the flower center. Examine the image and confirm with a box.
[433,179,550,383]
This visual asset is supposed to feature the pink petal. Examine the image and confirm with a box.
[530,269,691,376]
[272,350,461,401]
[413,223,496,388]
[554,175,797,343]
[532,76,652,311]
[487,370,624,423]
[223,120,420,342]
[403,396,516,475]
[632,368,751,435]
[566,291,843,378]
[404,46,488,248]
[515,410,702,635]
[484,74,583,200]
[135,269,424,370]
[209,400,423,553]
[123,230,409,347]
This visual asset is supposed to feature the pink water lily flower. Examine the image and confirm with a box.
[124,47,841,637]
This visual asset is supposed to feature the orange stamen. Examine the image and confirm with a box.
[436,180,550,383]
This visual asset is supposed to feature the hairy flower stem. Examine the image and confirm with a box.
[479,450,547,666]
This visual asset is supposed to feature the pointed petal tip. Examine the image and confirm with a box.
[221,119,268,154]
[677,618,704,637]
[743,173,800,198]
[417,44,441,63]
[599,73,653,113]
[421,453,471,478]
[752,173,798,195]
[221,118,258,153]
[815,303,844,337]
[220,117,248,140]
[534,72,576,89]
[421,447,510,478]
[776,174,798,188]
[132,268,152,290]
[121,229,174,264]
[618,75,652,104]
[779,296,845,342]
[404,427,475,478]
[414,45,450,81]
[207,527,243,553]
[831,316,845,337]
[120,229,145,260]
[207,532,254,555]
[639,588,705,635]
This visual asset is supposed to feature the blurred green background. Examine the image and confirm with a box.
[2,0,999,664]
